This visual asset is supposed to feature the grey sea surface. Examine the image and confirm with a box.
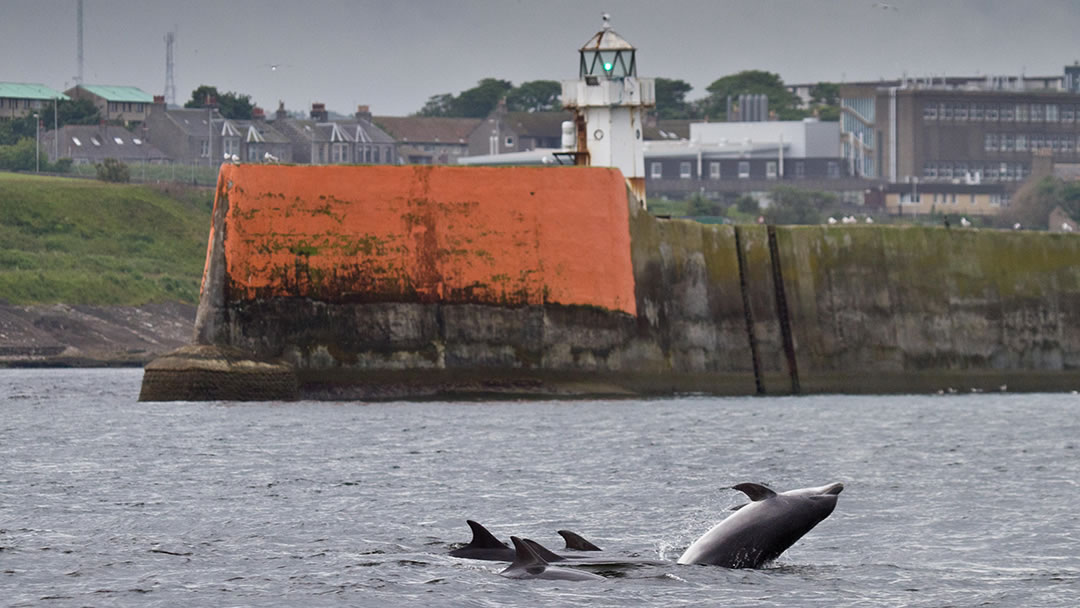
[2,368,1078,607]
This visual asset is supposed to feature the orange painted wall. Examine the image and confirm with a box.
[212,164,636,315]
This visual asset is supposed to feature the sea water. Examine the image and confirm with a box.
[2,368,1077,607]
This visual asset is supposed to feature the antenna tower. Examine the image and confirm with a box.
[76,0,84,84]
[164,29,177,106]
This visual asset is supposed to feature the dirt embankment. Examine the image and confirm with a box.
[0,301,195,367]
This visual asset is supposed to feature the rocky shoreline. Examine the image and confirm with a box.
[0,301,195,367]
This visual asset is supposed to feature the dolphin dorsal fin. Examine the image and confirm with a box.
[732,482,777,501]
[465,520,508,549]
[558,530,603,551]
[508,536,548,572]
[524,538,566,562]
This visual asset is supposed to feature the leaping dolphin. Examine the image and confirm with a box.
[677,481,844,568]
[500,537,606,582]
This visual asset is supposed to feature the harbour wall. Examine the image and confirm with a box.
[139,164,1080,400]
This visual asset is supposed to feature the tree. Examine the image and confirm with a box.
[998,176,1080,229]
[0,115,38,146]
[654,78,693,119]
[686,192,721,216]
[763,186,836,225]
[95,158,130,183]
[808,82,841,122]
[40,98,101,128]
[701,70,804,120]
[453,78,513,118]
[0,138,40,170]
[184,85,255,119]
[417,93,456,117]
[506,80,561,113]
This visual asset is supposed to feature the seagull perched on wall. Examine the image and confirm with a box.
[1013,222,1022,230]
[865,216,874,224]
[960,217,971,227]
[264,152,279,163]
[230,154,240,164]
[1064,222,1075,232]
[828,217,838,224]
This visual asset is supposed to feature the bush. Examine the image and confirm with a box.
[53,158,73,173]
[0,138,40,171]
[95,158,130,183]
[735,194,760,215]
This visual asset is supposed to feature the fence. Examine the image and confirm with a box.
[64,160,221,187]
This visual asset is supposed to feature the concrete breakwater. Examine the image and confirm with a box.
[139,165,1080,400]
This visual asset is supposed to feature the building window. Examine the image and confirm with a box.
[1063,105,1076,123]
[679,161,692,179]
[331,142,348,163]
[505,136,514,147]
[1047,104,1059,122]
[900,191,921,204]
[224,137,239,157]
[795,161,805,178]
[923,103,937,120]
[923,162,937,179]
[1015,134,1028,152]
[970,194,977,205]
[1031,104,1044,122]
[709,161,720,180]
[1000,105,1014,121]
[984,133,998,152]
[766,161,778,179]
[650,162,662,179]
[738,161,750,179]
[942,103,954,120]
[987,105,999,121]
[956,104,968,121]
[1016,104,1028,122]
[971,104,984,121]
[248,145,260,162]
[827,161,839,178]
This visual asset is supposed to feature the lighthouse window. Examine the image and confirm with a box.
[504,136,514,147]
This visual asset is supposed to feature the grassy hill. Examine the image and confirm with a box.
[0,172,212,305]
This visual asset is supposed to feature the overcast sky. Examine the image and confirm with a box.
[3,0,1080,116]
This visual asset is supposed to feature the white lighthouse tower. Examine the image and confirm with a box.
[562,14,655,203]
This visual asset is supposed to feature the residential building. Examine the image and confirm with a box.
[0,82,68,119]
[467,104,571,156]
[145,99,293,166]
[65,85,155,124]
[42,124,168,165]
[374,116,481,164]
[840,67,1080,190]
[274,103,396,165]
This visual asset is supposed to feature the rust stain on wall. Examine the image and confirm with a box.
[212,164,636,314]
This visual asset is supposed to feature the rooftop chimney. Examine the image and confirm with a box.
[310,102,328,122]
[153,95,165,105]
[252,106,265,121]
[356,104,372,121]
[275,100,288,121]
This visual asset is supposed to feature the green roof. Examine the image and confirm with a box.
[0,82,69,101]
[77,85,154,103]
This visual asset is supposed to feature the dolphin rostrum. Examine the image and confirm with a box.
[500,537,606,582]
[677,481,844,568]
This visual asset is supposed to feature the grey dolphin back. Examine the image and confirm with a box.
[465,519,507,549]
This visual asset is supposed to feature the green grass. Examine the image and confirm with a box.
[0,171,212,305]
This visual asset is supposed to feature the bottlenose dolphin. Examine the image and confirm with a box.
[448,520,514,561]
[558,529,602,551]
[500,537,606,582]
[677,481,844,568]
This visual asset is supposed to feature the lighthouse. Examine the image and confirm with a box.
[562,14,655,203]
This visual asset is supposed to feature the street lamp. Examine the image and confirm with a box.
[33,113,40,172]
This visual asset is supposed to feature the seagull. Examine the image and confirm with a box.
[264,151,279,163]
[872,2,899,10]
[1013,222,1022,230]
[828,217,838,224]
[1064,222,1074,232]
[231,153,240,164]
[224,152,231,160]
[960,217,971,227]
[865,217,874,224]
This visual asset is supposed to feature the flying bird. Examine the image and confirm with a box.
[872,2,899,10]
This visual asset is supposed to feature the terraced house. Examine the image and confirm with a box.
[0,82,68,119]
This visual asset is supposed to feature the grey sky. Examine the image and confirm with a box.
[3,0,1080,117]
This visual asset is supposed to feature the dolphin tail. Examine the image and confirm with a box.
[463,519,508,549]
[557,529,603,551]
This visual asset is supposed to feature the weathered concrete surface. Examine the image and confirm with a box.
[139,344,297,401]
[776,225,1080,392]
[141,163,1080,400]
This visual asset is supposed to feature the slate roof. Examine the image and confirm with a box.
[0,82,69,100]
[373,116,481,144]
[501,111,572,137]
[162,108,219,136]
[44,125,167,162]
[643,119,691,141]
[74,85,154,103]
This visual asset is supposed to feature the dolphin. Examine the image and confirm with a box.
[677,481,844,568]
[500,537,606,582]
[558,529,602,551]
[448,520,514,561]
